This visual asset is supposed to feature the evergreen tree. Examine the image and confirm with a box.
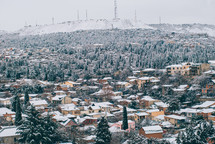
[18,105,43,144]
[129,101,137,109]
[167,100,180,113]
[41,114,64,144]
[11,95,18,112]
[122,106,128,130]
[24,90,29,106]
[15,96,22,126]
[95,117,111,144]
[72,137,76,144]
[177,119,215,144]
[18,106,64,144]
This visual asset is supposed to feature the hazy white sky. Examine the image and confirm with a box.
[0,0,215,31]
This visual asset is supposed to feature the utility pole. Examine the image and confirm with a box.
[77,10,80,21]
[159,16,161,24]
[86,10,88,21]
[52,17,54,25]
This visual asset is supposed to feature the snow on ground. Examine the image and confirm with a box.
[16,19,153,36]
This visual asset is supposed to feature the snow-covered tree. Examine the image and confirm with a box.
[18,105,43,144]
[18,106,64,144]
[167,100,180,113]
[177,119,215,144]
[41,114,65,144]
[95,117,111,144]
[15,95,22,126]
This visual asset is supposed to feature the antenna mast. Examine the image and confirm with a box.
[86,10,88,21]
[114,0,118,20]
[135,10,137,23]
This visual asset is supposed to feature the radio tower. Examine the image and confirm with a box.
[114,0,118,20]
[135,10,137,23]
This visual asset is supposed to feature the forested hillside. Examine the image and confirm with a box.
[0,28,215,81]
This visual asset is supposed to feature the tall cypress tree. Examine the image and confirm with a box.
[95,117,111,144]
[11,95,18,112]
[15,96,22,126]
[122,106,128,130]
[24,90,29,106]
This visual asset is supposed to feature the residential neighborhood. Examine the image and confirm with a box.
[0,49,215,143]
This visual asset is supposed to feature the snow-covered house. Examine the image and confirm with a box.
[63,81,81,88]
[139,125,163,139]
[164,115,186,127]
[154,102,169,112]
[52,95,72,104]
[75,116,97,126]
[111,120,135,132]
[146,109,165,120]
[30,98,48,110]
[140,96,160,108]
[134,112,149,122]
[0,126,20,144]
[0,97,11,106]
[0,107,15,122]
[59,104,80,115]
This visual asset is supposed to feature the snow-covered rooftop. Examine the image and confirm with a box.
[165,115,186,120]
[30,99,48,106]
[0,126,19,138]
[142,125,163,134]
[0,108,15,116]
[192,101,215,108]
[141,96,156,101]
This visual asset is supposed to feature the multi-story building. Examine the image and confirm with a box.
[166,62,210,76]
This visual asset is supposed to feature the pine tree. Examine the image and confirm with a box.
[122,106,128,130]
[15,96,22,126]
[95,117,111,144]
[129,101,137,109]
[18,105,43,144]
[41,114,64,144]
[167,100,180,113]
[177,119,215,144]
[18,106,64,144]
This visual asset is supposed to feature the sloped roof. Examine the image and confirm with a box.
[0,126,19,138]
[142,125,163,134]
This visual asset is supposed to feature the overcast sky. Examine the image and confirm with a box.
[0,0,215,31]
